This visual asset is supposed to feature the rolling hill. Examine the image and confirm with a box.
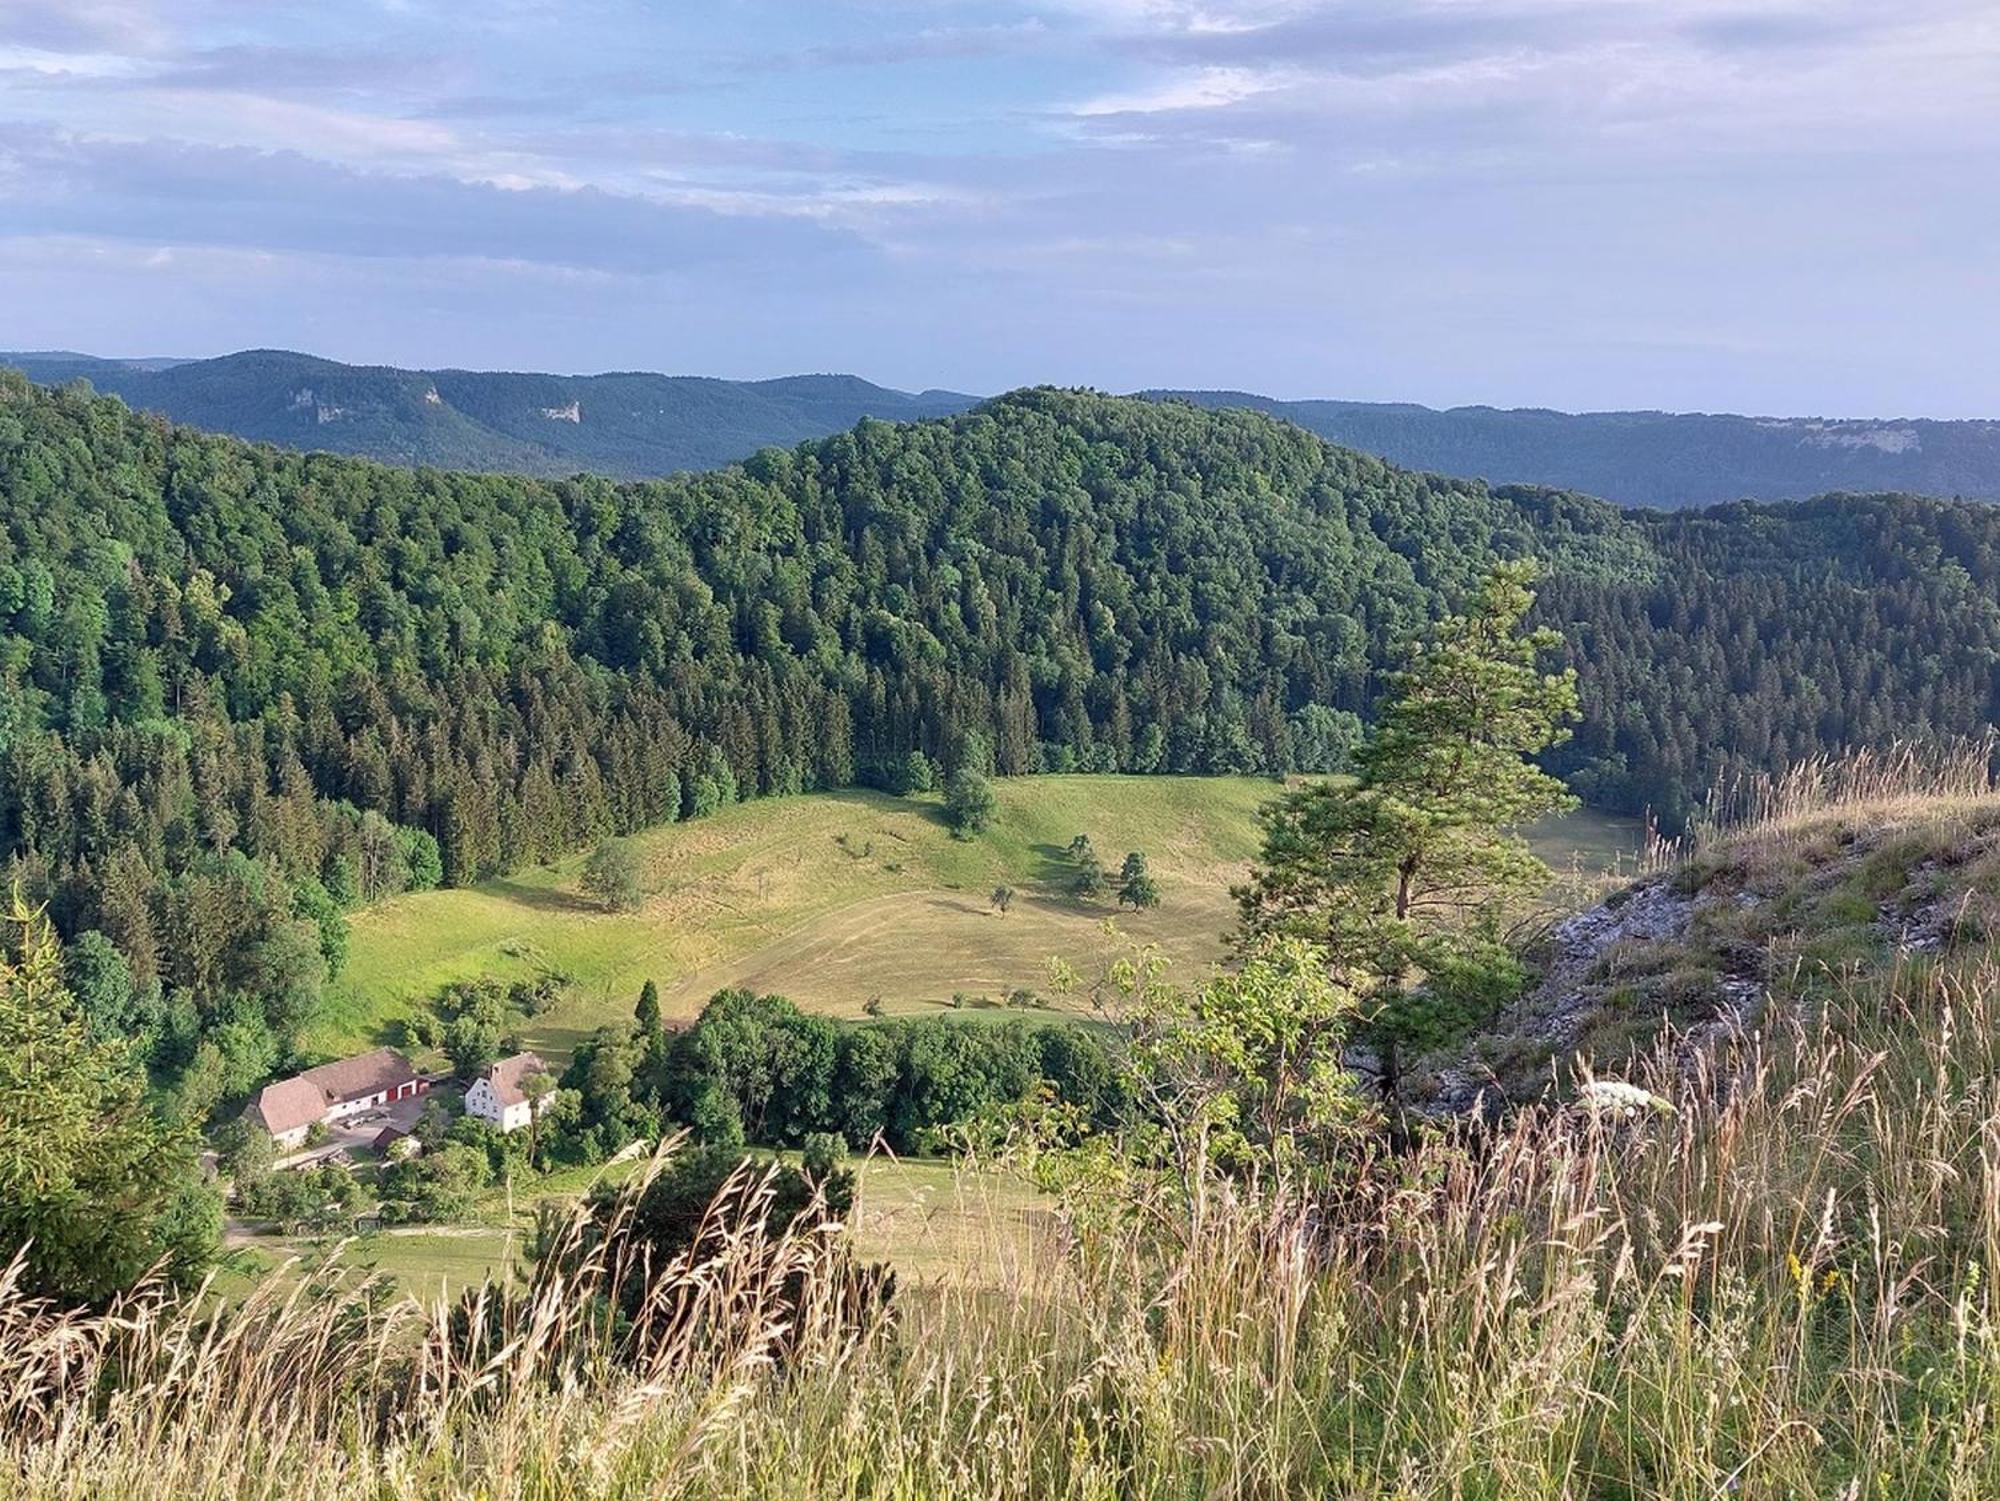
[0,348,977,477]
[322,772,1641,1058]
[1145,389,2000,509]
[9,368,2000,1122]
[8,348,1998,505]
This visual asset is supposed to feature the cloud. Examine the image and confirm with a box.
[0,127,876,277]
[151,43,444,92]
[1069,65,1287,116]
[746,20,1050,72]
[0,0,167,55]
[0,0,1995,414]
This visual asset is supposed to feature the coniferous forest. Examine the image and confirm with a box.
[5,370,2000,1101]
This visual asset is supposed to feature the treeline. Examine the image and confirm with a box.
[551,988,1124,1164]
[5,373,2000,1091]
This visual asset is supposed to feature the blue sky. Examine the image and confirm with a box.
[1,0,1995,416]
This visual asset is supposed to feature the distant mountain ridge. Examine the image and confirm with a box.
[5,348,1997,505]
[1143,390,2000,509]
[0,349,979,478]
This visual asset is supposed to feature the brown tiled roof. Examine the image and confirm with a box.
[247,1048,417,1138]
[250,1076,326,1137]
[483,1052,550,1108]
[298,1047,417,1106]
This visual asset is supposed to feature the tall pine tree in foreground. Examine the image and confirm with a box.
[0,900,217,1303]
[1235,561,1579,1107]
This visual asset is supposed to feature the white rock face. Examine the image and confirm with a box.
[541,400,582,423]
[1798,422,1920,455]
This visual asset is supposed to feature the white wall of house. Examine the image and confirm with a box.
[466,1079,533,1133]
[327,1091,388,1123]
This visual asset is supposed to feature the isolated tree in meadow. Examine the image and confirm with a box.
[1067,835,1105,899]
[991,885,1015,913]
[1117,851,1161,910]
[582,837,645,912]
[1234,560,1580,1107]
[943,767,996,838]
[636,978,662,1033]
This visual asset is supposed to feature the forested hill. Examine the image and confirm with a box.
[0,349,977,478]
[1146,390,2000,509]
[4,370,1999,1103]
[15,350,2000,510]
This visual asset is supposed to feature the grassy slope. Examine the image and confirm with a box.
[67,795,2000,1496]
[321,776,1640,1061]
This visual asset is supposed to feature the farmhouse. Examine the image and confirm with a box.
[465,1052,549,1133]
[246,1047,427,1150]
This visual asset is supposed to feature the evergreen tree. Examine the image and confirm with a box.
[1117,851,1161,909]
[1070,838,1106,900]
[1235,562,1579,1107]
[0,900,217,1302]
[899,749,935,795]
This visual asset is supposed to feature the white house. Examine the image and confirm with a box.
[247,1047,426,1150]
[466,1052,549,1133]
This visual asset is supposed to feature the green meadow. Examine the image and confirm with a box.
[321,776,1641,1063]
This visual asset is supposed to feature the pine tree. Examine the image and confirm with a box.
[1117,851,1161,909]
[1235,561,1579,1108]
[0,899,217,1302]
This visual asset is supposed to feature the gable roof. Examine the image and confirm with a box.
[250,1076,326,1137]
[482,1052,550,1108]
[247,1048,418,1138]
[298,1047,417,1105]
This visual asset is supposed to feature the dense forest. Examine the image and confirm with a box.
[1155,390,2000,509]
[0,350,976,478]
[4,371,1998,1100]
[17,350,2000,508]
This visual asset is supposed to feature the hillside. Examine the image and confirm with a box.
[5,371,2000,1113]
[322,775,1640,1060]
[1420,757,2000,1114]
[13,350,2000,508]
[1148,389,2000,508]
[0,349,977,477]
[14,782,2000,1493]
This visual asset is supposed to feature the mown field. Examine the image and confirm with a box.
[319,776,1642,1063]
[222,1153,1050,1303]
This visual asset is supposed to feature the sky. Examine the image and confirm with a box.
[0,0,1995,417]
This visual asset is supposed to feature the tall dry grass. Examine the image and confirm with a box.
[1698,734,1999,839]
[5,940,1998,1497]
[11,755,2000,1498]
